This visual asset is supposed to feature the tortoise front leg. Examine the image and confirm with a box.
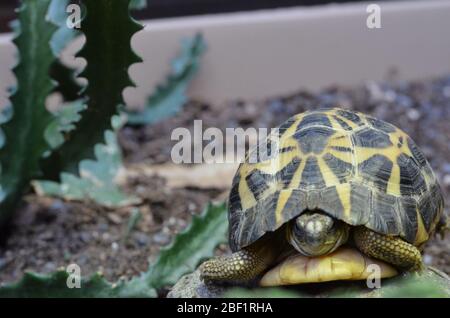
[200,245,276,283]
[354,227,424,271]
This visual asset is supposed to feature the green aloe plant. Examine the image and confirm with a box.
[0,0,57,226]
[34,34,206,208]
[0,0,221,299]
[34,116,140,207]
[126,33,207,125]
[0,0,207,224]
[0,0,143,226]
[48,0,82,102]
[43,0,143,174]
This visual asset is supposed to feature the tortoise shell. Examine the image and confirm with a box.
[228,108,444,252]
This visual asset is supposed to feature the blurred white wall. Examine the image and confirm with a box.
[1,0,450,110]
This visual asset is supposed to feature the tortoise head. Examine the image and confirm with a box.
[287,211,349,257]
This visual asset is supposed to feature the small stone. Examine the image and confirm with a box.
[424,254,433,265]
[98,223,109,232]
[50,199,67,210]
[102,232,111,242]
[136,185,147,196]
[443,163,450,174]
[244,103,259,117]
[40,231,54,240]
[79,232,91,243]
[134,232,149,246]
[43,262,56,272]
[268,99,284,114]
[153,232,170,246]
[111,242,119,252]
[107,213,122,225]
[366,81,384,101]
[443,175,450,186]
[188,203,197,212]
[168,217,177,226]
[396,95,413,108]
[407,109,420,121]
[384,90,397,103]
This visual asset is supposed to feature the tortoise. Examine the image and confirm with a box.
[200,108,446,284]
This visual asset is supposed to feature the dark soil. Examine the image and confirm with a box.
[1,75,449,285]
[0,178,223,284]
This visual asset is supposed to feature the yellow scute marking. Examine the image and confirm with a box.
[253,152,292,175]
[386,165,401,195]
[415,210,429,245]
[354,129,413,196]
[328,149,353,164]
[324,109,360,130]
[324,112,344,131]
[327,131,354,165]
[318,157,340,187]
[280,115,303,138]
[288,156,307,189]
[275,189,293,225]
[336,183,352,219]
[238,170,257,211]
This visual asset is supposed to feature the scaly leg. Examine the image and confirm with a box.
[200,243,277,283]
[354,227,424,271]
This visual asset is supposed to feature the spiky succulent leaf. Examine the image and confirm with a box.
[44,100,86,149]
[50,60,83,102]
[48,0,78,55]
[0,271,156,298]
[48,0,83,102]
[0,107,12,149]
[144,202,228,289]
[126,33,206,125]
[45,0,143,173]
[0,0,57,226]
[35,116,140,207]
